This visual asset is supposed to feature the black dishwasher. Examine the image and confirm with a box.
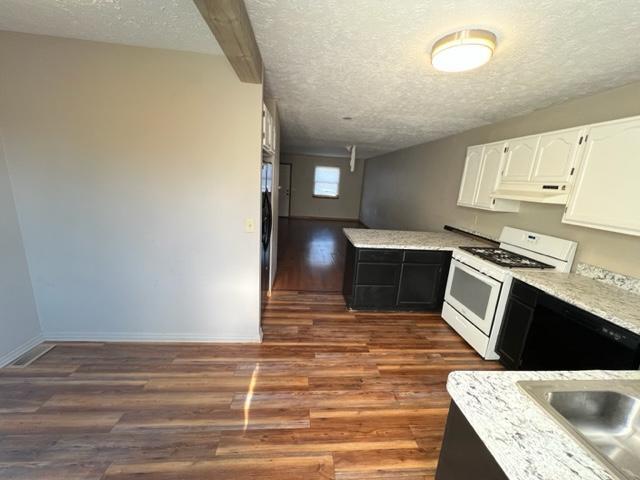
[497,280,640,370]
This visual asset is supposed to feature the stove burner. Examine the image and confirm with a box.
[459,247,554,269]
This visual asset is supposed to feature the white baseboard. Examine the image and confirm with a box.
[42,331,262,343]
[0,334,45,368]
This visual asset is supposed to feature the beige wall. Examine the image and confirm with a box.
[283,154,364,220]
[361,81,640,277]
[0,31,264,340]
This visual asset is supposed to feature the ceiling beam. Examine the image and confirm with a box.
[194,0,263,84]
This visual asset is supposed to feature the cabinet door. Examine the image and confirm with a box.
[531,127,583,184]
[563,117,640,236]
[356,263,400,286]
[501,135,539,183]
[397,264,442,306]
[457,146,483,207]
[496,297,534,370]
[474,142,506,209]
[353,286,397,309]
[342,241,356,304]
[436,402,510,480]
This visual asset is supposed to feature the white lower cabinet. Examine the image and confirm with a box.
[563,116,640,236]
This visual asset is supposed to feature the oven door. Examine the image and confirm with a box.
[444,259,502,335]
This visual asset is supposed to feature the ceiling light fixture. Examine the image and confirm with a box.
[431,29,497,73]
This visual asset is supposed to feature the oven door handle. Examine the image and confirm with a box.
[447,259,502,289]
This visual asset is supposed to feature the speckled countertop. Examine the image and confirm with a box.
[511,270,640,337]
[448,370,640,480]
[343,228,490,250]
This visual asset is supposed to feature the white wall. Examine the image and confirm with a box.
[0,31,263,342]
[361,81,640,277]
[0,132,42,366]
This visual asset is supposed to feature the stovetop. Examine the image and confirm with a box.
[459,246,554,269]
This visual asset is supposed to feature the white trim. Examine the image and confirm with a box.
[0,334,44,368]
[42,332,262,343]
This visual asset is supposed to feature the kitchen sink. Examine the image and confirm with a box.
[518,380,640,480]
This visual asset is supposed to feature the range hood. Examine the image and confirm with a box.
[491,185,569,205]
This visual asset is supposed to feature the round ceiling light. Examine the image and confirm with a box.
[431,29,497,73]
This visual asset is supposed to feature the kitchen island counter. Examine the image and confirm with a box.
[343,228,491,251]
[444,369,640,480]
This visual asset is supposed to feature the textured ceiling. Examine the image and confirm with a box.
[0,0,221,55]
[246,0,640,158]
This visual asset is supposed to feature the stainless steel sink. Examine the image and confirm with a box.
[519,380,640,480]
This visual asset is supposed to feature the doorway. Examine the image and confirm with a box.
[278,163,291,217]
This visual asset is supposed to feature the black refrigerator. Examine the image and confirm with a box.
[260,162,273,313]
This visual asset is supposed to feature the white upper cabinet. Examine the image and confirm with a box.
[501,135,540,183]
[262,103,276,155]
[493,127,585,204]
[475,142,506,208]
[563,116,640,236]
[457,143,519,212]
[457,145,483,206]
[531,127,584,184]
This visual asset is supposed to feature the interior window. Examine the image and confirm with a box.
[313,166,340,198]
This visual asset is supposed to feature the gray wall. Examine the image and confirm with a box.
[0,31,263,341]
[283,154,364,220]
[0,132,41,366]
[361,81,640,277]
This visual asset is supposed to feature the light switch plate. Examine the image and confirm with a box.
[245,218,255,233]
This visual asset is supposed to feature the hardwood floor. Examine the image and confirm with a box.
[273,217,362,292]
[0,291,501,479]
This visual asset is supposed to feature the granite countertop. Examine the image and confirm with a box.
[511,270,640,337]
[343,228,490,250]
[448,369,640,480]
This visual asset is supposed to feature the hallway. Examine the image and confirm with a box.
[273,218,362,292]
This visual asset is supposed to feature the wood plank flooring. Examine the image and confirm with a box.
[0,291,501,479]
[273,218,362,292]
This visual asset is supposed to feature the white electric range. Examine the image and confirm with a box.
[441,226,577,360]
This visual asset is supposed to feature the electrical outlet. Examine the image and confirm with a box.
[245,218,255,233]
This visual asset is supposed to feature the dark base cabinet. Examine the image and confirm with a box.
[496,279,640,370]
[435,401,508,480]
[343,241,451,311]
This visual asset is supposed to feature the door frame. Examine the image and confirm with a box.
[278,162,292,218]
